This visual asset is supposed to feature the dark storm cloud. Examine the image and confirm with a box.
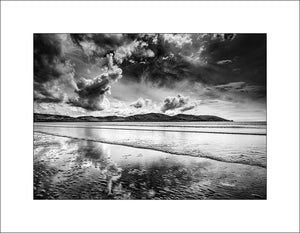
[70,33,155,65]
[161,94,189,112]
[120,33,266,90]
[119,34,203,86]
[34,34,76,102]
[200,33,266,85]
[70,34,125,58]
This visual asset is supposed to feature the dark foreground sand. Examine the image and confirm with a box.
[34,132,266,200]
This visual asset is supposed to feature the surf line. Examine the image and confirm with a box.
[34,124,266,136]
[34,131,267,169]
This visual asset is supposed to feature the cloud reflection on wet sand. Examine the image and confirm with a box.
[34,132,266,200]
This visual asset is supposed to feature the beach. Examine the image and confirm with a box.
[34,125,266,200]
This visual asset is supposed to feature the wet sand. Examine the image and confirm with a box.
[34,132,266,200]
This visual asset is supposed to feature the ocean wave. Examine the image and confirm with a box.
[34,131,267,169]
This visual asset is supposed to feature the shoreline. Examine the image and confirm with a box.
[34,130,267,169]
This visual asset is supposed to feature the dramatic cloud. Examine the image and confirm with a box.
[120,33,266,88]
[130,97,152,108]
[114,40,155,64]
[69,54,122,110]
[35,34,144,110]
[162,34,192,48]
[161,94,189,112]
[34,34,77,103]
[70,34,125,58]
[114,40,140,63]
[34,33,266,120]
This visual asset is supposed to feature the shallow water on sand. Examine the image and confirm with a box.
[34,122,266,168]
[34,132,266,200]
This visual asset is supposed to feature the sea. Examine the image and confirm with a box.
[34,121,266,168]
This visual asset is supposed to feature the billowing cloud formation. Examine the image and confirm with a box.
[34,34,156,111]
[34,34,77,102]
[161,94,189,112]
[69,54,122,110]
[162,34,192,48]
[114,40,155,64]
[130,97,152,108]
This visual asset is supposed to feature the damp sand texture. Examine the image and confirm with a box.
[33,132,266,200]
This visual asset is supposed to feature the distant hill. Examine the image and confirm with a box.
[34,113,232,122]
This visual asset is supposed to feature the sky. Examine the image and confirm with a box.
[34,33,266,121]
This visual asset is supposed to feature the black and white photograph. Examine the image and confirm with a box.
[2,1,299,232]
[33,33,267,200]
